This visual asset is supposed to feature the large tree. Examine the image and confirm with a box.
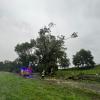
[35,26,70,74]
[73,49,95,68]
[15,23,77,74]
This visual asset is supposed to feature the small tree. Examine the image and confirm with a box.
[73,49,95,68]
[15,41,37,66]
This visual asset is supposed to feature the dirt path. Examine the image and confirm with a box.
[45,78,100,94]
[32,73,40,79]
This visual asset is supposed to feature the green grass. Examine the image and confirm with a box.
[56,65,100,80]
[0,72,100,100]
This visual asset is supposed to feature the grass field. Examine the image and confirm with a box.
[0,72,100,100]
[56,65,100,80]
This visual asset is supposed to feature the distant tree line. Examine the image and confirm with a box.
[0,60,21,72]
[0,49,95,73]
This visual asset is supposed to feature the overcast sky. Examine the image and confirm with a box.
[0,0,100,64]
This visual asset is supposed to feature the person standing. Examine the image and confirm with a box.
[41,70,45,79]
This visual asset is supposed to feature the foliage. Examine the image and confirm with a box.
[36,26,70,74]
[15,40,37,66]
[0,60,22,73]
[59,53,70,68]
[15,23,70,74]
[73,49,95,67]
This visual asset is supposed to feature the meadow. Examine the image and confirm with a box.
[56,65,100,81]
[0,72,100,100]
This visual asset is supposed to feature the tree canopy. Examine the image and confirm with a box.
[15,23,70,74]
[72,49,95,68]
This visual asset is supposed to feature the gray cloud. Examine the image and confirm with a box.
[0,0,100,64]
